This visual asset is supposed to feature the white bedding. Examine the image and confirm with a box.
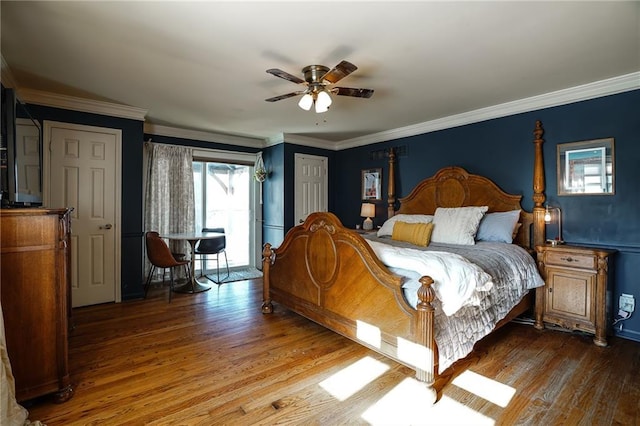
[365,240,493,315]
[364,236,545,372]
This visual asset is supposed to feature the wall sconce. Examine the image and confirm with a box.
[544,205,564,246]
[360,203,375,231]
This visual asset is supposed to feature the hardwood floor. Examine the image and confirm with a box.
[23,278,640,425]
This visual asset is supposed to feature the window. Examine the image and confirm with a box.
[193,154,260,271]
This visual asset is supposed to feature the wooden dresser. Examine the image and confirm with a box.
[534,244,616,347]
[0,208,74,402]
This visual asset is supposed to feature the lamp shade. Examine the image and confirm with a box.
[360,203,375,218]
[360,203,375,231]
[315,90,332,113]
[544,205,564,245]
[544,206,552,222]
[298,93,313,111]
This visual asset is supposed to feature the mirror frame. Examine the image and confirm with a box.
[557,138,615,196]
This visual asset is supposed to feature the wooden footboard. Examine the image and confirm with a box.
[262,212,439,401]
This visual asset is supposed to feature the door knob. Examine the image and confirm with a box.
[100,224,113,230]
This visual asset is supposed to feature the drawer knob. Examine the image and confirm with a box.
[560,256,574,262]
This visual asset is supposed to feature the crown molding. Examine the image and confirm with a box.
[15,88,148,121]
[334,72,640,150]
[144,123,264,149]
[266,133,285,146]
[5,65,637,151]
[0,55,18,89]
[266,133,337,150]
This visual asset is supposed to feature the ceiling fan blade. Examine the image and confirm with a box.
[265,91,304,102]
[266,68,305,84]
[332,87,375,98]
[321,60,358,84]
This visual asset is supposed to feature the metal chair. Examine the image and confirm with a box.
[144,231,191,301]
[194,227,229,284]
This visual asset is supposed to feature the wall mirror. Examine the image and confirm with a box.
[557,138,614,195]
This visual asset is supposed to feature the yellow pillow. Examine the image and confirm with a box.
[392,221,434,247]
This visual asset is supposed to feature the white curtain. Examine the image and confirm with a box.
[144,143,195,277]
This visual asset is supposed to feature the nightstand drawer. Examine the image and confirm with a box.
[544,251,595,269]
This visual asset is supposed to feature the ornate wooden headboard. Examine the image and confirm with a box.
[384,121,547,251]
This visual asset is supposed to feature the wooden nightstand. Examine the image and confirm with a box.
[534,244,616,346]
[355,228,377,235]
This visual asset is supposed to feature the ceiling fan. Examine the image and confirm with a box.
[265,60,374,113]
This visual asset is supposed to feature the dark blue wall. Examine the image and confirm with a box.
[332,89,640,341]
[262,144,285,247]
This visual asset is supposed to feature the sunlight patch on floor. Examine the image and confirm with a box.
[451,370,516,408]
[361,377,495,426]
[319,356,389,401]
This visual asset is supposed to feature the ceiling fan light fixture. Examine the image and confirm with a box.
[266,60,373,111]
[315,90,332,113]
[298,93,314,111]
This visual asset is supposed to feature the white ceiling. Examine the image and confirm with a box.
[1,1,639,149]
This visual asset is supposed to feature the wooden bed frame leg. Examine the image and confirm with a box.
[415,275,437,404]
[261,243,273,314]
[534,251,546,330]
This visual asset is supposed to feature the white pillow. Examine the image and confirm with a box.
[476,210,521,243]
[431,206,488,245]
[377,214,434,237]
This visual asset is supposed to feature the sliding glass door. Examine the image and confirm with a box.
[193,159,258,271]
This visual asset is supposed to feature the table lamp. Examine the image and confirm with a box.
[544,205,564,246]
[361,203,375,231]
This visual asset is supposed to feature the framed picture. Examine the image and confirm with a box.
[557,138,615,195]
[362,168,382,200]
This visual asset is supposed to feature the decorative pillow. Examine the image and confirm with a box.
[391,221,434,247]
[431,206,488,245]
[476,210,521,243]
[377,214,434,237]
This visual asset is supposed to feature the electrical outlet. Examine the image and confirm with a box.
[619,293,635,313]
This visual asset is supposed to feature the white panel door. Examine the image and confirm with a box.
[294,154,328,224]
[48,123,121,307]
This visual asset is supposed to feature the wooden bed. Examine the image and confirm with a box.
[261,121,548,402]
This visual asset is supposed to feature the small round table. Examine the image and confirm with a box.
[161,231,225,293]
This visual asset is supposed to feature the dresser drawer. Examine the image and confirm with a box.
[544,251,595,269]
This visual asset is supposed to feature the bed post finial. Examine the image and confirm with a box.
[532,120,546,248]
[387,148,396,219]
